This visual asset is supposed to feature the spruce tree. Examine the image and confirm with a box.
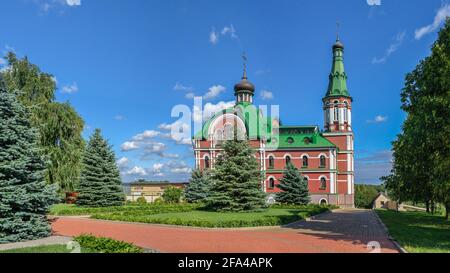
[0,77,58,243]
[184,169,210,203]
[76,129,124,207]
[206,133,266,212]
[276,163,310,205]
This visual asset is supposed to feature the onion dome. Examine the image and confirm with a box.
[234,72,255,93]
[333,39,344,50]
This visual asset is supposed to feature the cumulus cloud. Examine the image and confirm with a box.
[203,85,226,100]
[114,115,126,121]
[116,157,129,169]
[126,166,147,176]
[221,24,238,39]
[173,82,193,92]
[372,31,406,64]
[415,4,450,40]
[209,29,219,45]
[61,82,79,94]
[192,101,235,123]
[367,115,388,123]
[132,130,161,141]
[121,141,139,151]
[260,90,274,100]
[366,0,381,6]
[66,0,81,6]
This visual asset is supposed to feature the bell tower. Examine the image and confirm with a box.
[323,38,352,132]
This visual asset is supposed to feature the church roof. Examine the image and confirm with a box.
[266,126,336,149]
[325,38,352,99]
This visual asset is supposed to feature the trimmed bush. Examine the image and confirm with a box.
[74,234,142,253]
[136,196,147,204]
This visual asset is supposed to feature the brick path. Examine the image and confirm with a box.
[51,209,399,253]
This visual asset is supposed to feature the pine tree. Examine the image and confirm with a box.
[184,169,210,203]
[76,129,124,207]
[0,77,58,243]
[276,163,310,205]
[206,134,266,212]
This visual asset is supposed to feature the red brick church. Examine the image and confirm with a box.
[193,38,354,208]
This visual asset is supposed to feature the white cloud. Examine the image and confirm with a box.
[366,0,381,6]
[116,157,129,168]
[121,141,139,151]
[114,115,126,121]
[372,31,406,64]
[185,92,195,99]
[415,4,450,40]
[126,166,147,176]
[221,24,238,39]
[193,101,235,123]
[61,82,79,94]
[209,29,219,45]
[171,167,192,174]
[367,115,388,123]
[132,130,161,141]
[0,58,6,66]
[152,163,164,172]
[203,85,226,100]
[173,82,193,92]
[260,90,274,100]
[66,0,81,6]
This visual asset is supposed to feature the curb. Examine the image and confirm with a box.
[372,210,408,253]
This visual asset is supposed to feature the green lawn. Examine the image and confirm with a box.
[376,209,450,253]
[0,245,72,253]
[92,205,330,228]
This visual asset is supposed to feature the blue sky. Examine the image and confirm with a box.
[0,0,448,184]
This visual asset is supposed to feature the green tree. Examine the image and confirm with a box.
[0,78,58,243]
[162,186,183,203]
[1,53,85,193]
[184,169,210,203]
[276,163,310,205]
[354,184,384,209]
[206,134,266,212]
[386,19,450,219]
[76,129,124,207]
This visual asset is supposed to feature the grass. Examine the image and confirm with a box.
[49,202,199,216]
[376,209,450,253]
[92,205,330,228]
[0,245,72,253]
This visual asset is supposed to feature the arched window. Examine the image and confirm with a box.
[320,155,326,168]
[268,178,275,189]
[333,100,339,121]
[268,156,274,169]
[320,177,327,189]
[343,101,348,122]
[205,156,210,169]
[303,177,309,184]
[302,156,308,168]
[285,155,291,166]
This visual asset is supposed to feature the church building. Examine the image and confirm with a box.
[193,38,355,208]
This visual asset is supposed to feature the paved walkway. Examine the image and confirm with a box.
[51,209,399,253]
[0,236,72,251]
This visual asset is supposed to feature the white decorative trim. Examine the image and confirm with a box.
[319,198,328,205]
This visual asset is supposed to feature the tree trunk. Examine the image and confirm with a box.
[431,201,435,215]
[426,200,430,213]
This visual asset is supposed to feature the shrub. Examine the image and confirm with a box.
[136,196,147,204]
[74,234,142,253]
[162,186,182,203]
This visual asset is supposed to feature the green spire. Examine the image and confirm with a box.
[325,38,351,98]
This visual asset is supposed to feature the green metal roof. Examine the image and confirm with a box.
[194,103,272,140]
[325,39,351,99]
[267,127,336,149]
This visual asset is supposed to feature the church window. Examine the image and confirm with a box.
[205,156,210,169]
[344,101,348,122]
[285,155,291,166]
[302,156,308,168]
[268,178,275,189]
[320,155,326,168]
[320,177,327,189]
[268,156,274,169]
